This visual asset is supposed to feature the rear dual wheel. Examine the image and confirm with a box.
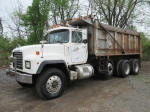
[100,59,114,79]
[108,60,114,77]
[104,59,131,78]
[114,60,122,77]
[115,59,139,77]
[115,60,130,78]
[119,60,130,78]
[130,59,139,75]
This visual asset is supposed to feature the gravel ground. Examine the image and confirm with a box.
[0,61,150,112]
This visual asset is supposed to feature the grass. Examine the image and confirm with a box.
[134,74,150,86]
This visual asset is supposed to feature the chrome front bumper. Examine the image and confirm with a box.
[6,57,32,84]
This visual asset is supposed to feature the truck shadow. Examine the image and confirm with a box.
[14,75,121,101]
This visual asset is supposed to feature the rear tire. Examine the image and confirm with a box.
[114,60,122,77]
[36,68,67,100]
[119,60,130,78]
[130,59,139,75]
[108,60,114,77]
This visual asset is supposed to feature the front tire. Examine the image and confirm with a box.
[36,68,67,100]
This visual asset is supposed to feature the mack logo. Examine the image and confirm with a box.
[14,50,21,52]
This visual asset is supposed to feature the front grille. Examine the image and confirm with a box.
[13,52,23,69]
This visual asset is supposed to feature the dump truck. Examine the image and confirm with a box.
[6,15,142,99]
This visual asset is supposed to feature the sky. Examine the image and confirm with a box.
[0,0,32,35]
[0,0,87,36]
[0,0,32,19]
[0,0,88,20]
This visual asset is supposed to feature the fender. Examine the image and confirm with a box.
[36,60,70,75]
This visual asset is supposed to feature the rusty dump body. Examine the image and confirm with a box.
[68,16,142,58]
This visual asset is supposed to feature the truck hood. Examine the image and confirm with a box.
[13,44,65,60]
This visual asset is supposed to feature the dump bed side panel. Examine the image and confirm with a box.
[92,20,141,57]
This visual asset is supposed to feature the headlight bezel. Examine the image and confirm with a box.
[25,61,31,69]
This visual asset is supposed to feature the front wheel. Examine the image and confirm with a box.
[36,68,67,100]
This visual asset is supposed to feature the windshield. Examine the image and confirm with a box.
[48,29,69,43]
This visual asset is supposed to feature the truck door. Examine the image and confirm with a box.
[71,29,87,63]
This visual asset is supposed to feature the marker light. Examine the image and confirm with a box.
[36,51,40,55]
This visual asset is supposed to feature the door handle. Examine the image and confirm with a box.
[68,47,70,55]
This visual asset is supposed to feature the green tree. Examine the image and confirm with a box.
[92,0,150,29]
[50,0,80,25]
[0,35,11,66]
[141,32,150,61]
[21,0,50,44]
[0,35,27,66]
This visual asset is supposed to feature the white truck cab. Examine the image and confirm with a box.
[6,24,94,99]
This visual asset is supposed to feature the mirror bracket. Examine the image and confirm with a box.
[83,39,87,44]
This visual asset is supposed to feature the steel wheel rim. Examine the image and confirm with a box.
[134,62,139,72]
[46,75,62,94]
[108,63,113,75]
[124,63,130,74]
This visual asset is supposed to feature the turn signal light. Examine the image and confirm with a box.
[36,51,40,55]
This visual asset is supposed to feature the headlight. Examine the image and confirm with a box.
[25,61,31,69]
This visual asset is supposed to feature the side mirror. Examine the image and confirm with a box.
[83,39,87,44]
[40,40,48,44]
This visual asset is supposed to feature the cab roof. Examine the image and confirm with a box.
[47,26,82,33]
